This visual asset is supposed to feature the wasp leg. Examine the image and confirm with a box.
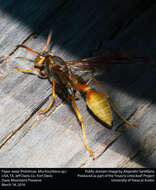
[109,100,138,128]
[68,67,78,85]
[15,66,48,78]
[39,79,56,113]
[69,94,94,156]
[15,67,40,73]
[91,78,138,128]
[85,69,95,85]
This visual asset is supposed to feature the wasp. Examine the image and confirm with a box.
[15,30,149,156]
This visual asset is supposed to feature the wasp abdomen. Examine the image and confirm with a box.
[75,84,113,126]
[86,89,112,126]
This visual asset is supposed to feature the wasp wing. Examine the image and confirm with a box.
[66,52,149,72]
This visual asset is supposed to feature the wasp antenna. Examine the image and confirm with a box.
[17,44,41,55]
[42,29,53,52]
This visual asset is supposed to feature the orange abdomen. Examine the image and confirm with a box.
[86,89,112,126]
